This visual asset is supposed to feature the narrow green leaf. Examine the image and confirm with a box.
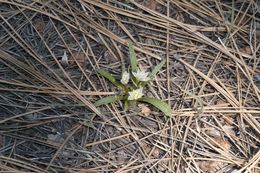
[94,95,122,107]
[124,100,129,111]
[138,97,172,116]
[96,68,122,89]
[149,59,166,79]
[129,42,137,72]
[96,68,116,83]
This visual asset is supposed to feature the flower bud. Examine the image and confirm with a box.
[120,71,130,85]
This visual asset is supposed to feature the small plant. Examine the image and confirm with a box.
[94,43,172,116]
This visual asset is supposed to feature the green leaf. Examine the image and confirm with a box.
[149,59,166,79]
[94,95,122,107]
[129,42,137,72]
[138,97,172,116]
[96,68,122,89]
[124,100,129,111]
[96,68,116,83]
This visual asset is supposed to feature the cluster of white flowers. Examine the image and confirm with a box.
[120,69,150,100]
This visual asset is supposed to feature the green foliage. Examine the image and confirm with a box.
[129,42,137,72]
[94,95,123,107]
[149,59,166,79]
[138,97,172,116]
[96,68,116,83]
[96,68,123,89]
[123,100,129,111]
[95,43,172,117]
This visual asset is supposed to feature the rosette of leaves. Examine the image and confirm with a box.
[94,43,172,117]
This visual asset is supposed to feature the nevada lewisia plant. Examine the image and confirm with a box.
[94,43,172,117]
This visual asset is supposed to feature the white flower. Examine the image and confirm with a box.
[132,69,150,82]
[120,71,130,85]
[61,51,68,65]
[128,88,144,100]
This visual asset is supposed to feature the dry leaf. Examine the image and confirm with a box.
[146,0,158,11]
[212,137,231,151]
[223,116,234,125]
[215,100,229,107]
[138,104,151,116]
[142,143,150,153]
[34,20,46,32]
[205,127,221,137]
[71,51,85,66]
[197,160,227,173]
[222,125,236,136]
[151,147,160,157]
[197,160,218,172]
[240,46,252,55]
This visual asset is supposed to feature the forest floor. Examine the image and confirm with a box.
[0,1,259,172]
